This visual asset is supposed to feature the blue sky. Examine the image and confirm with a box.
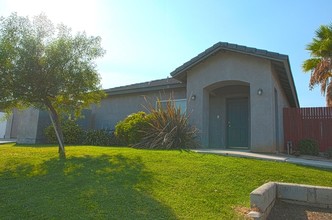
[1,0,331,107]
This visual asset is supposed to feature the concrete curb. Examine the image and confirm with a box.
[248,182,332,220]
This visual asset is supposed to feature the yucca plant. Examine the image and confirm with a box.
[134,98,199,149]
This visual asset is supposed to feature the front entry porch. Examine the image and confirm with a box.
[207,82,250,149]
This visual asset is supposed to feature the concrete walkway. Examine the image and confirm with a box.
[193,149,332,170]
[0,139,16,144]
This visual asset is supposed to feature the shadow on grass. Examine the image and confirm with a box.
[0,154,177,219]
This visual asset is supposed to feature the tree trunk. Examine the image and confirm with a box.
[47,106,66,159]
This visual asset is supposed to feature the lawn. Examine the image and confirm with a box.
[0,144,331,219]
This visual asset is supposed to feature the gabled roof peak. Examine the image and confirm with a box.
[170,42,288,78]
[169,42,299,107]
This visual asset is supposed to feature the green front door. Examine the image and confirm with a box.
[226,98,249,148]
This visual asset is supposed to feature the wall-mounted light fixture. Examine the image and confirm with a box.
[191,95,196,100]
[257,88,263,96]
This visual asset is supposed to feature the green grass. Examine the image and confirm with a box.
[0,144,331,219]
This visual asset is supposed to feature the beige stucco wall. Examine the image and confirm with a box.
[6,88,187,144]
[271,67,292,152]
[91,88,187,130]
[186,50,281,152]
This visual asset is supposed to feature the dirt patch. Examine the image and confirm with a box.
[233,206,252,219]
[267,200,332,220]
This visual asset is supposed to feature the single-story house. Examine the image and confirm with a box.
[2,42,299,152]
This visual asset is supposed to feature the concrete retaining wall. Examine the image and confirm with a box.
[248,182,332,220]
[277,182,332,208]
[249,182,277,220]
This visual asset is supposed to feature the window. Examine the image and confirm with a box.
[157,99,187,113]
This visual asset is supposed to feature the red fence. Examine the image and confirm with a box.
[283,107,332,152]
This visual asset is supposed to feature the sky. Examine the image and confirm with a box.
[0,0,331,107]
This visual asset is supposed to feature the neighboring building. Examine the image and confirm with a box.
[3,108,50,143]
[3,42,299,152]
[0,112,7,138]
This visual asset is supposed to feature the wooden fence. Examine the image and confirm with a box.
[283,107,332,152]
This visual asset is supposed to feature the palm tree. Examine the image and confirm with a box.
[303,24,332,107]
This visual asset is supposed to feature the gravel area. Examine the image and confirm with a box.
[267,200,332,220]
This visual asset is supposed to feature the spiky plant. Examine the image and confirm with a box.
[134,98,199,149]
[303,24,332,107]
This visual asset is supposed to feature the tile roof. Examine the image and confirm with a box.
[104,77,185,95]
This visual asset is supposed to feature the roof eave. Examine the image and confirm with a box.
[104,83,186,96]
[282,58,300,108]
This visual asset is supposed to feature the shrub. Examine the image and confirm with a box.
[83,129,118,146]
[297,139,319,156]
[44,125,57,144]
[114,112,150,145]
[325,148,332,158]
[44,120,84,145]
[134,99,199,150]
